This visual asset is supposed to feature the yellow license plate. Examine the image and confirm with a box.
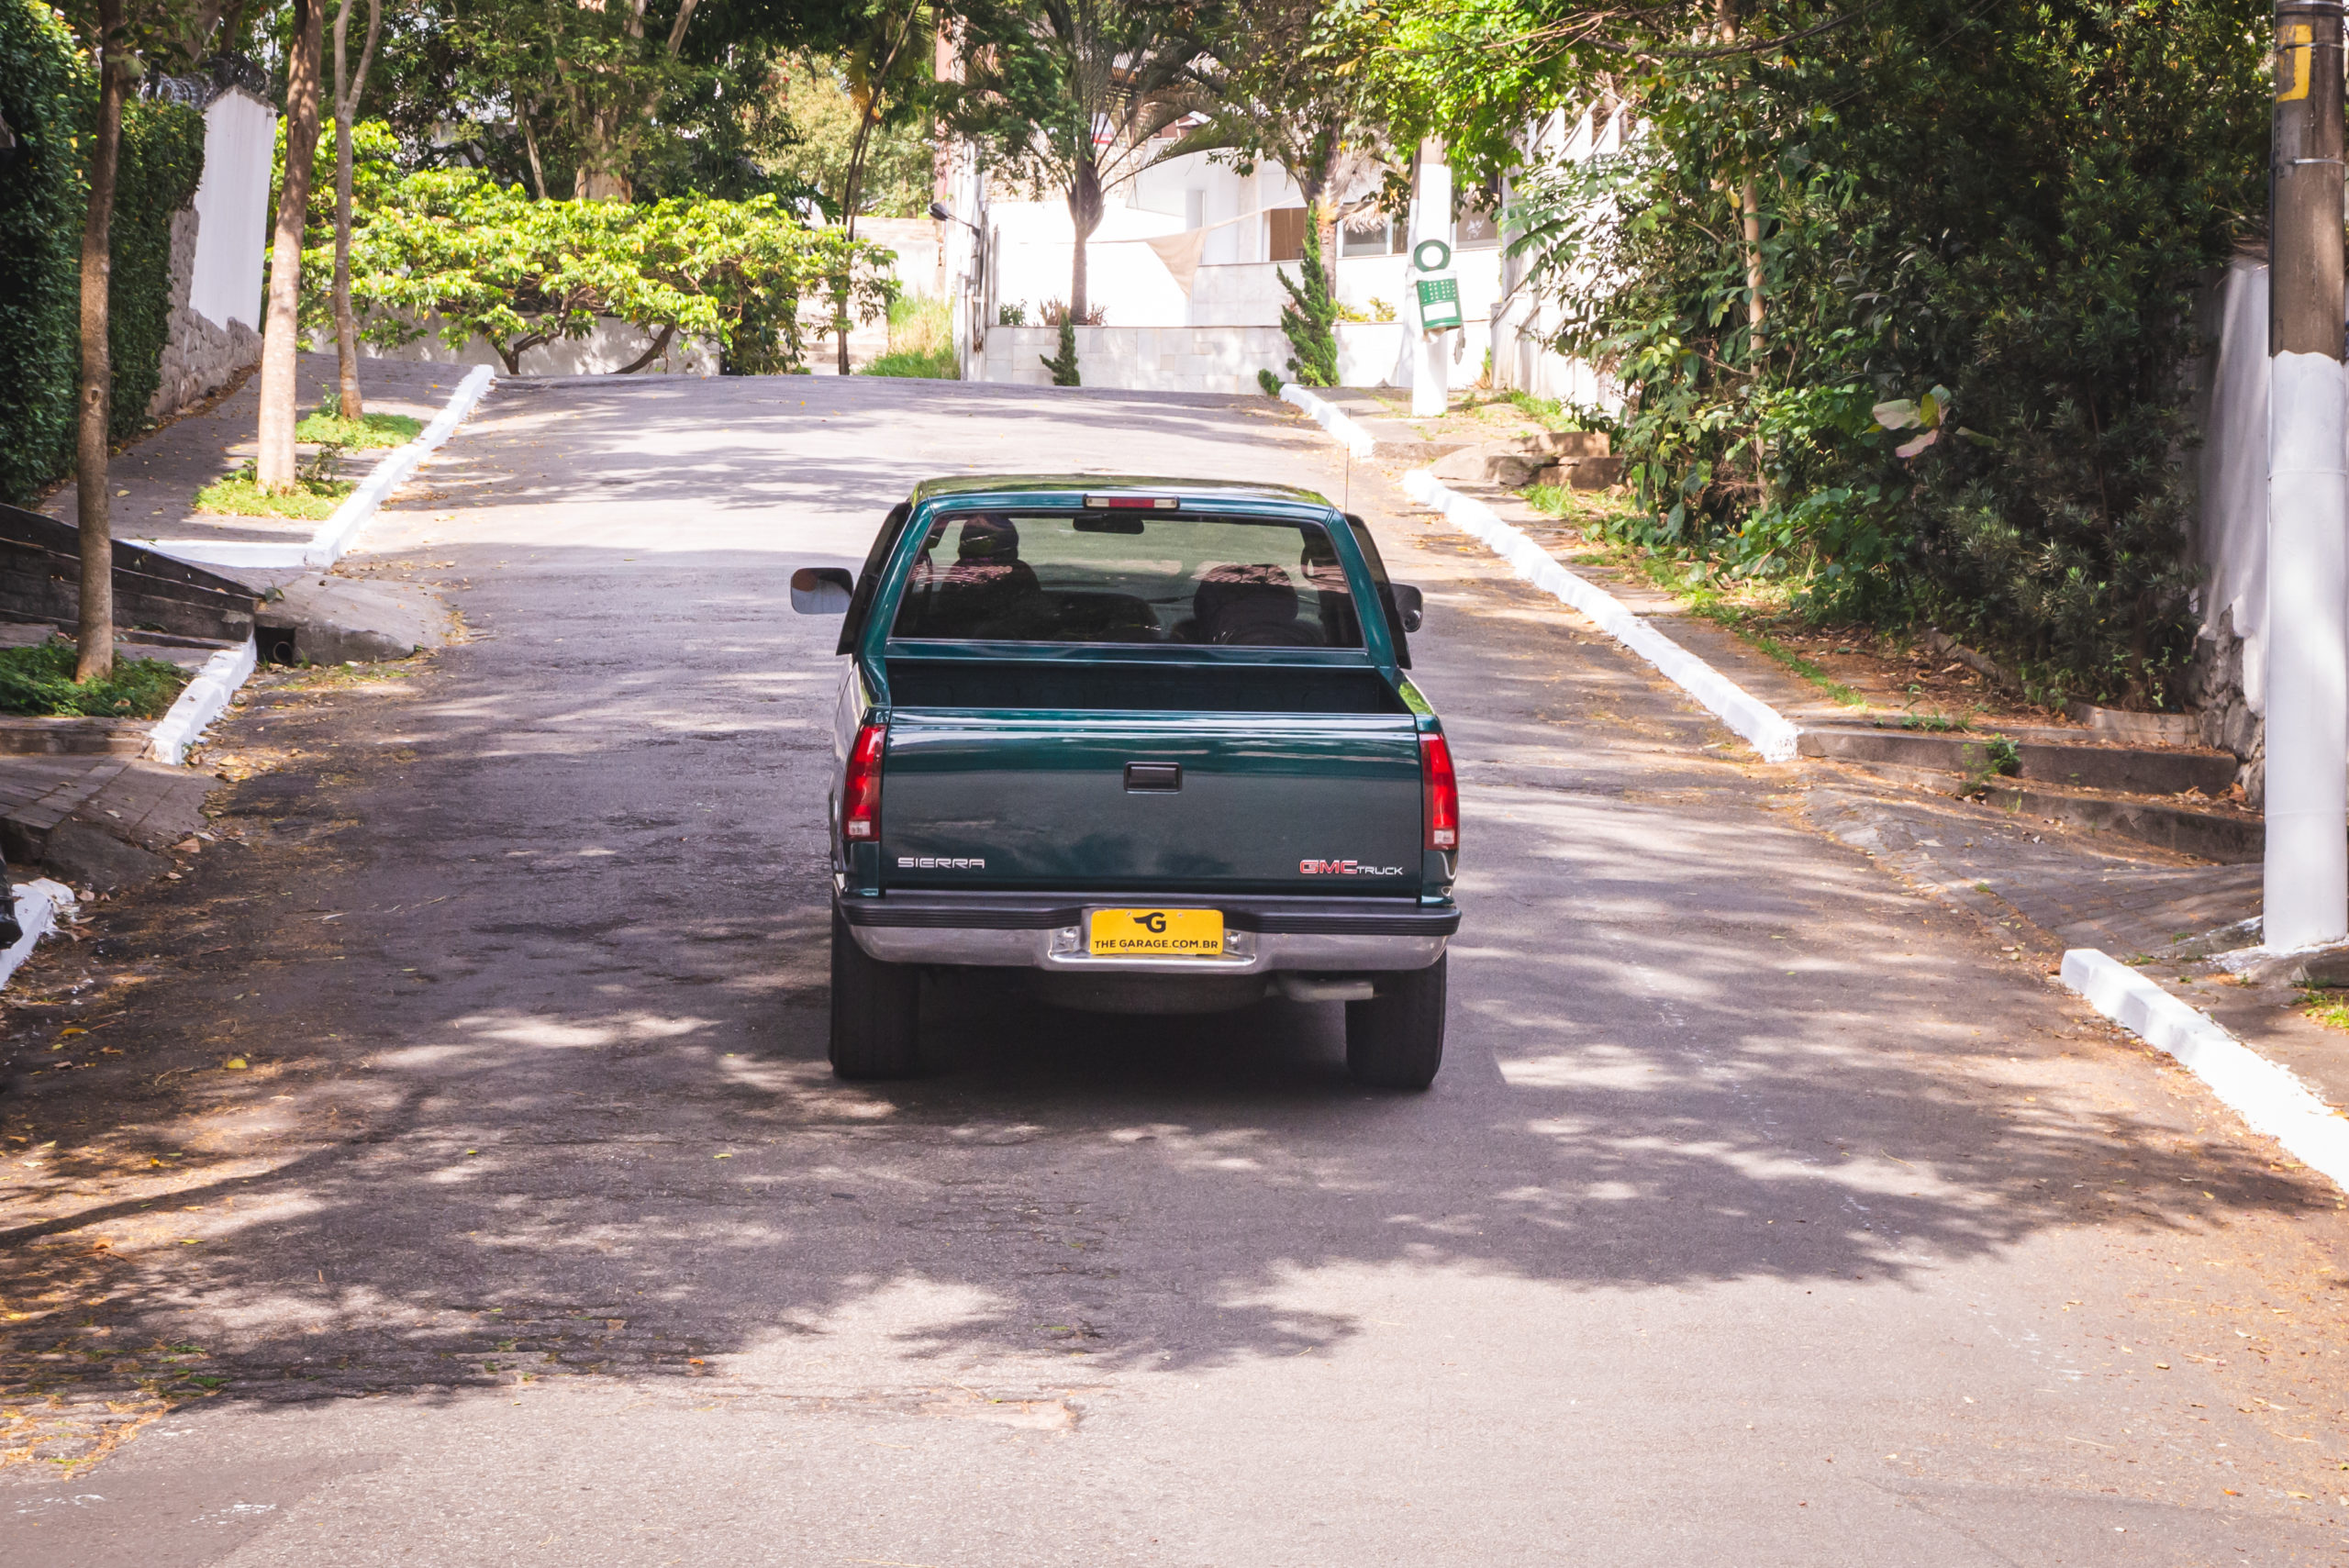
[1087,907,1223,957]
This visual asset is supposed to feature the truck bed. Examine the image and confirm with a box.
[880,656,1426,893]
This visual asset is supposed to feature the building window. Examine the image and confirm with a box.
[1454,197,1501,250]
[1268,206,1308,262]
[1339,214,1407,258]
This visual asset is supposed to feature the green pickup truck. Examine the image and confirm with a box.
[793,476,1461,1089]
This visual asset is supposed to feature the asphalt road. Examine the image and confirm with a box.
[4,373,2346,1566]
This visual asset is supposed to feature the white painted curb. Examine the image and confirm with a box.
[305,363,495,565]
[144,365,495,572]
[2060,948,2349,1193]
[1400,469,1802,762]
[1276,384,1800,763]
[1278,383,1377,459]
[145,636,257,765]
[0,879,78,992]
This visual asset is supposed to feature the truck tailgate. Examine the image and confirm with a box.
[882,711,1423,893]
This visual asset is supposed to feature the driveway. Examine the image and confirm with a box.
[3,373,2344,1565]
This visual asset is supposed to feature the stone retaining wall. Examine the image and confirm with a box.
[147,207,262,421]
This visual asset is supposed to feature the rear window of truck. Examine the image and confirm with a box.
[888,511,1363,647]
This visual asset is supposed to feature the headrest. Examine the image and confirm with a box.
[1195,563,1298,625]
[957,517,1019,562]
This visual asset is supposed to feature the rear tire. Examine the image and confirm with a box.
[829,907,921,1079]
[1344,956,1446,1090]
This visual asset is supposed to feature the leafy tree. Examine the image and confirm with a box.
[328,0,382,417]
[760,49,935,217]
[1178,0,1382,284]
[945,0,1208,323]
[1342,0,2265,707]
[54,0,224,678]
[799,0,936,372]
[333,168,896,373]
[255,0,324,495]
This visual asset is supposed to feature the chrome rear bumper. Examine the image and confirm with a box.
[837,890,1456,974]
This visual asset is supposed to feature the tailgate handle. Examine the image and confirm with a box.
[1123,762,1182,792]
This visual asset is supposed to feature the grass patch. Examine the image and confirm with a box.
[1522,482,1867,707]
[294,409,423,449]
[2301,987,2349,1033]
[0,639,190,718]
[194,462,353,521]
[1522,482,1643,534]
[1709,614,1869,708]
[859,295,955,380]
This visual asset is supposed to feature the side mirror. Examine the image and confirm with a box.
[792,566,854,615]
[1390,584,1425,634]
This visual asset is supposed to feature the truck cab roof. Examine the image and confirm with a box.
[906,475,1337,510]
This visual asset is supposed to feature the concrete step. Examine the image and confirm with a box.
[1975,780,2263,865]
[0,753,217,887]
[1820,753,2265,865]
[1798,726,2239,796]
[0,717,151,757]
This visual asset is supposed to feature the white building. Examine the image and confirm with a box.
[941,124,1510,395]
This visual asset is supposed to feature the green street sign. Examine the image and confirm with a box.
[1412,238,1453,273]
[1415,275,1463,330]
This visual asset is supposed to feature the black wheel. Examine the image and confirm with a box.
[1345,956,1446,1090]
[829,907,921,1079]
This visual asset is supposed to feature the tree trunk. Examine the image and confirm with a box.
[74,6,128,684]
[518,96,548,201]
[575,110,631,202]
[837,107,876,374]
[832,4,919,374]
[1067,160,1103,325]
[332,0,381,421]
[1739,178,1765,360]
[1715,0,1764,361]
[257,0,326,493]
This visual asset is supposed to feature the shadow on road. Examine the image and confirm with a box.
[1,376,2330,1469]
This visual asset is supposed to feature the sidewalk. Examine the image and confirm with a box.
[36,352,461,555]
[1401,471,2348,1123]
[10,352,455,890]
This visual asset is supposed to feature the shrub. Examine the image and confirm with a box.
[0,3,206,502]
[1273,220,1337,388]
[109,99,206,441]
[1041,318,1080,386]
[1505,0,2263,708]
[860,295,955,378]
[0,638,190,718]
[0,0,88,503]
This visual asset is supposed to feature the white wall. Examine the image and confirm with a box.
[1487,104,1627,409]
[186,87,274,332]
[857,216,945,299]
[978,324,1288,395]
[363,314,719,376]
[985,150,1315,329]
[2197,255,2270,717]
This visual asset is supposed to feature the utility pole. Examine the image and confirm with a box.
[1409,139,1452,418]
[2267,0,2349,952]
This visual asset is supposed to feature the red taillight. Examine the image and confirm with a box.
[842,721,885,841]
[1421,731,1458,851]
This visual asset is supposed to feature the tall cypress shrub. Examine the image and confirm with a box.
[0,0,91,504]
[1274,219,1338,387]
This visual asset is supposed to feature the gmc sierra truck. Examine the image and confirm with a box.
[793,476,1460,1088]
